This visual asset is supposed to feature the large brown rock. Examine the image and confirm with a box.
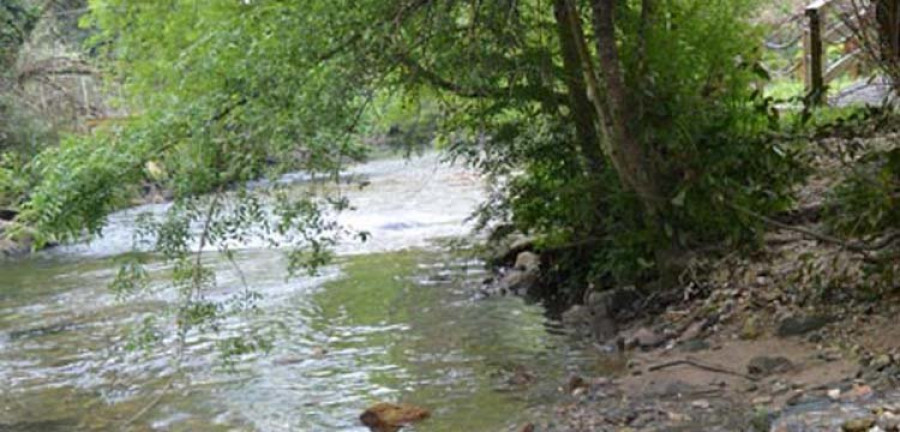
[513,251,540,272]
[359,402,430,432]
[493,251,543,296]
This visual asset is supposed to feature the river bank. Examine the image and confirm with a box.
[481,130,900,431]
[2,148,897,431]
[486,237,900,431]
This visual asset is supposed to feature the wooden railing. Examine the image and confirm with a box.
[803,0,865,103]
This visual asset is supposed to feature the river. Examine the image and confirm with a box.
[0,153,606,431]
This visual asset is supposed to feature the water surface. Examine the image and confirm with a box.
[0,154,605,431]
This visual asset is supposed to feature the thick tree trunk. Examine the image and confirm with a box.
[552,0,681,283]
[552,0,606,174]
[588,0,682,281]
[587,0,661,208]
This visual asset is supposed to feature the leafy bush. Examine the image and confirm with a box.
[468,0,807,298]
[828,144,899,251]
[0,0,39,67]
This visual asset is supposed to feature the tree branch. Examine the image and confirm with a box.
[728,202,900,263]
[394,53,567,105]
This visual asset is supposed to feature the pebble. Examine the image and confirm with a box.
[878,412,900,430]
[818,349,842,362]
[691,399,710,409]
[828,388,842,400]
[679,321,705,342]
[565,375,588,393]
[679,339,711,353]
[592,377,612,386]
[752,395,773,405]
[841,416,876,432]
[630,327,665,349]
[842,384,875,402]
[785,390,806,406]
[747,356,794,377]
[771,380,791,395]
[740,316,762,340]
[777,315,832,337]
[873,354,894,371]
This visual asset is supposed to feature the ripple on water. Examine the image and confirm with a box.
[0,155,612,431]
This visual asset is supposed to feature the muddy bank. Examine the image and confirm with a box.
[483,230,900,431]
[522,327,900,431]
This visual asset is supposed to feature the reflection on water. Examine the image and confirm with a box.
[0,154,608,431]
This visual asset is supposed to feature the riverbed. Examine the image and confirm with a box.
[0,153,607,431]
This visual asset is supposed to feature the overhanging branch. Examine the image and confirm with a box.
[395,53,566,106]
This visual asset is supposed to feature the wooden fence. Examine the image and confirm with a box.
[803,0,865,103]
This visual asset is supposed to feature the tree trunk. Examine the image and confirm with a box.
[552,0,681,281]
[588,0,682,281]
[550,0,664,213]
[877,0,900,63]
[552,0,606,175]
[587,0,660,206]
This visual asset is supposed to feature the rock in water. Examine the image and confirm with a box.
[360,402,430,432]
[514,251,540,272]
[496,269,540,296]
[493,251,543,296]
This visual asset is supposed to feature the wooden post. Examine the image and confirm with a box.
[803,25,812,88]
[80,76,91,117]
[877,0,900,62]
[806,2,826,104]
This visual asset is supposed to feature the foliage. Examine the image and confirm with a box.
[464,0,805,294]
[3,0,833,358]
[0,0,44,164]
[0,0,39,68]
[618,0,804,243]
[840,0,900,95]
[0,92,55,167]
[106,188,348,365]
[828,141,899,267]
[368,90,441,154]
[829,148,898,233]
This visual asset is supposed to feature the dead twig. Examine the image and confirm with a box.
[647,358,758,381]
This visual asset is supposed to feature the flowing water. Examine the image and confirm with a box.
[0,153,606,431]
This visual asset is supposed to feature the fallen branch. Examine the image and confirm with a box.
[733,203,900,264]
[726,203,890,264]
[867,231,900,251]
[730,203,864,251]
[648,358,758,381]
